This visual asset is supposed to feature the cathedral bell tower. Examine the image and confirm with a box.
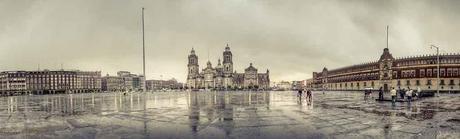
[223,44,233,74]
[188,48,199,79]
[222,44,234,88]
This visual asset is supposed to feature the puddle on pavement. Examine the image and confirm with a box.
[0,91,458,138]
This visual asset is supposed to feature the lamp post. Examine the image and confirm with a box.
[430,45,440,97]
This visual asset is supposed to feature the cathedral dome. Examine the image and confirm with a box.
[245,63,258,72]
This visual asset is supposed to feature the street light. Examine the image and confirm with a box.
[430,45,440,97]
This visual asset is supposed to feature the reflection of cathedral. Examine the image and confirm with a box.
[187,92,271,135]
[186,44,270,90]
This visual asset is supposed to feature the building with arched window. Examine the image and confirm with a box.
[311,48,460,92]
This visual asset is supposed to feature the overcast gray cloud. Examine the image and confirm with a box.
[1,0,460,82]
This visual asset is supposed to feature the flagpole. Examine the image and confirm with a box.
[142,7,146,92]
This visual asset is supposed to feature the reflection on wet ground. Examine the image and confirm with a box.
[0,91,459,139]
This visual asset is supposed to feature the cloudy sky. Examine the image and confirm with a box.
[1,0,460,82]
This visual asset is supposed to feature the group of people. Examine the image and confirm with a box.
[298,89,313,104]
[390,87,422,104]
[365,87,422,105]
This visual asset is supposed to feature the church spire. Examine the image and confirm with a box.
[225,43,230,51]
[190,47,195,55]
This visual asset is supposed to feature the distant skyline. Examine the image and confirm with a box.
[1,0,460,82]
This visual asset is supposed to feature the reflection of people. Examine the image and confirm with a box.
[390,87,397,105]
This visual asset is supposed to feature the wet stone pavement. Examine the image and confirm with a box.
[0,91,459,139]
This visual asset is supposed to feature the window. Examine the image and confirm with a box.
[397,80,401,86]
[440,80,445,85]
[454,69,459,76]
[450,80,455,85]
[416,80,420,86]
[427,69,432,77]
[420,69,425,77]
[406,80,410,85]
[447,69,452,76]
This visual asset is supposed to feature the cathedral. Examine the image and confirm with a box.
[186,44,270,90]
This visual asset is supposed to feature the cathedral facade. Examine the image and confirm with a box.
[186,45,270,90]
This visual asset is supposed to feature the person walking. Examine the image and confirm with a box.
[399,88,405,100]
[378,87,384,100]
[306,90,312,104]
[406,88,412,104]
[297,89,303,97]
[297,88,303,102]
[390,87,397,105]
[416,87,422,99]
[364,89,369,100]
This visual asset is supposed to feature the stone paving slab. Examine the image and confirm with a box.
[0,91,458,139]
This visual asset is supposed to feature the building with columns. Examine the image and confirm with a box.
[186,44,270,90]
[311,48,460,92]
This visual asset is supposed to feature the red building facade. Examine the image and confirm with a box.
[312,48,460,92]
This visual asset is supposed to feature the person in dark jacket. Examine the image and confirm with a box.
[297,89,303,98]
[378,87,384,100]
[306,90,312,104]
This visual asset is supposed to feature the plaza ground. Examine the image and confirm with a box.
[0,91,459,139]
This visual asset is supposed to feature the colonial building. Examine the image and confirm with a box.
[311,48,460,92]
[145,78,183,91]
[101,71,145,92]
[273,81,292,91]
[0,70,101,95]
[186,44,270,90]
[101,75,123,92]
